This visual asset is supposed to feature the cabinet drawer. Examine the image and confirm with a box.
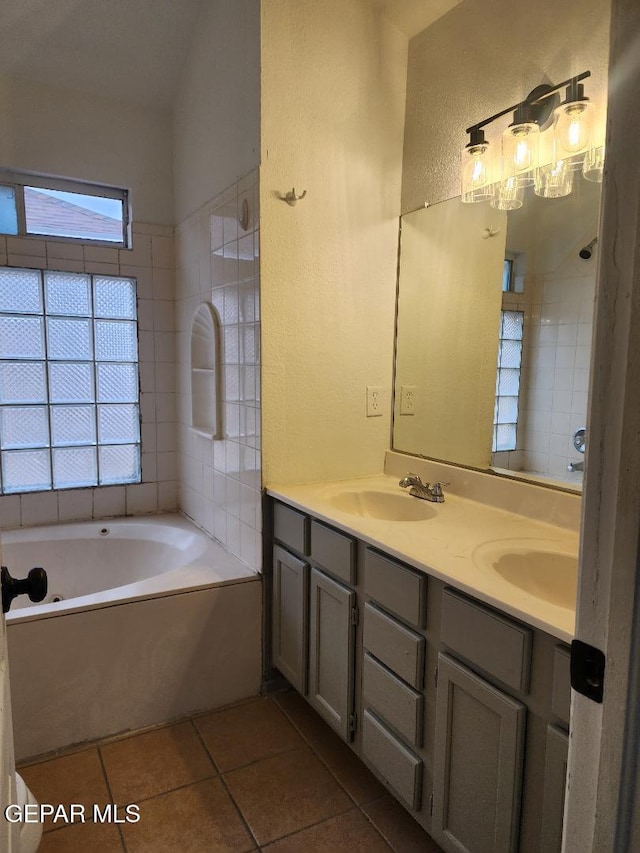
[441,589,532,693]
[363,652,423,747]
[363,603,425,689]
[310,520,356,585]
[551,645,571,726]
[362,709,423,810]
[274,502,309,555]
[364,548,427,629]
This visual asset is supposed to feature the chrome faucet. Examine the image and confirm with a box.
[399,473,447,503]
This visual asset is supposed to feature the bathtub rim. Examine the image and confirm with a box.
[4,512,260,626]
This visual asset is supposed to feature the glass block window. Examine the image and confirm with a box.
[0,170,129,246]
[0,268,140,493]
[493,310,524,453]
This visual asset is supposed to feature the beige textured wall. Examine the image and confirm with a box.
[172,0,260,224]
[402,0,611,212]
[260,0,408,485]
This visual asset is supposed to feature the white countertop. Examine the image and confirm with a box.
[267,474,579,643]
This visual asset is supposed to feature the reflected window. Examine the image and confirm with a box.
[493,310,524,452]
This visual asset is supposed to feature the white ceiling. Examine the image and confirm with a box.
[370,0,462,38]
[0,0,203,109]
[0,0,460,111]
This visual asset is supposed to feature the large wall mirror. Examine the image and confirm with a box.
[393,181,601,491]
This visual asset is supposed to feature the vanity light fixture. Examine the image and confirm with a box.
[461,70,603,206]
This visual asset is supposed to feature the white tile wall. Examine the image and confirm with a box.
[175,171,261,572]
[0,224,178,529]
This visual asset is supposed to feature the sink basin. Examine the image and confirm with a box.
[472,538,578,609]
[329,490,437,521]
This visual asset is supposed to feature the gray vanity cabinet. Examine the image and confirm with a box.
[307,567,356,740]
[268,498,573,852]
[539,725,569,853]
[432,653,526,853]
[272,545,309,694]
[272,502,358,741]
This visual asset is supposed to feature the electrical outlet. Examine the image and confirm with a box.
[400,384,417,415]
[366,385,383,417]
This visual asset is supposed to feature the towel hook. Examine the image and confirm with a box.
[279,188,307,206]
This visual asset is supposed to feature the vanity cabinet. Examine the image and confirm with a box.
[360,550,427,810]
[268,498,572,853]
[539,725,569,852]
[431,653,526,853]
[272,504,358,740]
[272,545,309,694]
[307,567,356,739]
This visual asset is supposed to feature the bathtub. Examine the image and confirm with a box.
[4,514,262,761]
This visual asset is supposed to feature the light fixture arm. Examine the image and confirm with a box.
[465,70,591,138]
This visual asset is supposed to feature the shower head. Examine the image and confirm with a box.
[579,237,598,260]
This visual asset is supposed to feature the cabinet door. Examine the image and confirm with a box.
[432,654,526,853]
[308,568,356,740]
[272,546,309,694]
[539,725,569,853]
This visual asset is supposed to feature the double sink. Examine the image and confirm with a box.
[327,485,578,611]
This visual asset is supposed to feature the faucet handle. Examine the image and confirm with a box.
[430,481,449,496]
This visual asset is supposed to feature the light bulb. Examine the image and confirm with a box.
[502,122,540,186]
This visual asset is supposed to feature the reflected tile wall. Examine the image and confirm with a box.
[494,265,595,485]
[0,224,178,529]
[175,171,261,572]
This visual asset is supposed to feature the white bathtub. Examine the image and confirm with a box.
[5,514,262,761]
[5,514,257,622]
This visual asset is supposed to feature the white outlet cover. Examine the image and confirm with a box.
[400,384,417,415]
[366,385,384,417]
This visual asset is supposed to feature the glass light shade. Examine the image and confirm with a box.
[554,100,595,166]
[534,158,573,198]
[502,122,540,186]
[490,176,523,210]
[583,144,605,183]
[461,142,494,203]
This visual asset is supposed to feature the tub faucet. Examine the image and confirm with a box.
[399,473,446,503]
[567,459,584,472]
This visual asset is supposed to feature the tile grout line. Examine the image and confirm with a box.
[268,695,399,852]
[97,746,128,853]
[189,718,262,851]
[17,695,264,771]
[255,804,363,850]
[267,695,361,807]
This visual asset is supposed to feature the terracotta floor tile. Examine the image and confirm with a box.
[121,778,255,853]
[101,721,214,803]
[224,745,352,845]
[19,749,110,833]
[274,692,385,804]
[37,820,124,852]
[362,795,445,853]
[195,696,303,772]
[262,808,392,852]
[272,691,330,742]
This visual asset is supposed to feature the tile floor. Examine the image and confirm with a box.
[19,692,445,852]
